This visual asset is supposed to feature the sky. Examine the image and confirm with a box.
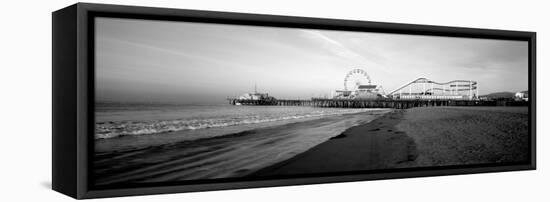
[95,17,529,104]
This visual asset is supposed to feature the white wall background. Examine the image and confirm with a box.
[0,0,547,201]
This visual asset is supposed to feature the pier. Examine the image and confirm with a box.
[227,98,526,109]
[227,69,527,109]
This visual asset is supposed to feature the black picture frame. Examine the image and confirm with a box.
[52,3,536,199]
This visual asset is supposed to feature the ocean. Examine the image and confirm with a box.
[94,102,390,184]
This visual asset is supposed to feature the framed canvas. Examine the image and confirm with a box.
[52,3,536,199]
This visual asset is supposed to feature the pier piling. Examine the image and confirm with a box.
[226,98,525,109]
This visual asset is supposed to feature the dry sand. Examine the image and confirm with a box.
[396,106,529,168]
[252,106,529,177]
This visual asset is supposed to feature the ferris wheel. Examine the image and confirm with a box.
[344,69,372,91]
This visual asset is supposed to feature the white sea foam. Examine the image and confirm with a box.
[95,105,379,140]
[94,109,391,184]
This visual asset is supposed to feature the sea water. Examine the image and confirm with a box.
[96,102,383,142]
[94,102,390,184]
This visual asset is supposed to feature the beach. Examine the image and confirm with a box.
[94,105,529,185]
[396,106,529,167]
[94,105,390,186]
[252,106,529,177]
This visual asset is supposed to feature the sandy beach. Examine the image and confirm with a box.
[252,106,529,177]
[396,106,529,168]
[93,109,389,185]
[94,106,529,185]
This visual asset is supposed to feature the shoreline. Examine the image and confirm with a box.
[251,106,529,177]
[95,107,389,153]
[93,109,390,185]
[93,106,528,185]
[251,109,416,176]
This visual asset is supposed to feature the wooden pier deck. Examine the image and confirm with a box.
[227,98,525,109]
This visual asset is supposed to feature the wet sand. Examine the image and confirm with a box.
[252,107,529,177]
[93,110,389,185]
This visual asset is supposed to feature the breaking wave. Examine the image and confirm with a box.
[95,108,374,139]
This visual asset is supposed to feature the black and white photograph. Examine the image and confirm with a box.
[93,17,530,187]
[3,0,550,201]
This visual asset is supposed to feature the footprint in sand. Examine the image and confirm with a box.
[330,133,347,139]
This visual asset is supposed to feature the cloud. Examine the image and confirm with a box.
[455,41,528,71]
[298,30,389,73]
[97,36,250,70]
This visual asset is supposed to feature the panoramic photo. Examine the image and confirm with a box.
[93,17,529,186]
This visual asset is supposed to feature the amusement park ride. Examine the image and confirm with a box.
[333,69,386,99]
[229,68,479,106]
[387,78,478,100]
[333,69,478,100]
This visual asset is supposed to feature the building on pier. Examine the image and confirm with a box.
[515,91,528,101]
[232,84,277,105]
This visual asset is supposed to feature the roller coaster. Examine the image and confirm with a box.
[387,78,478,100]
[230,69,480,106]
[333,69,478,100]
